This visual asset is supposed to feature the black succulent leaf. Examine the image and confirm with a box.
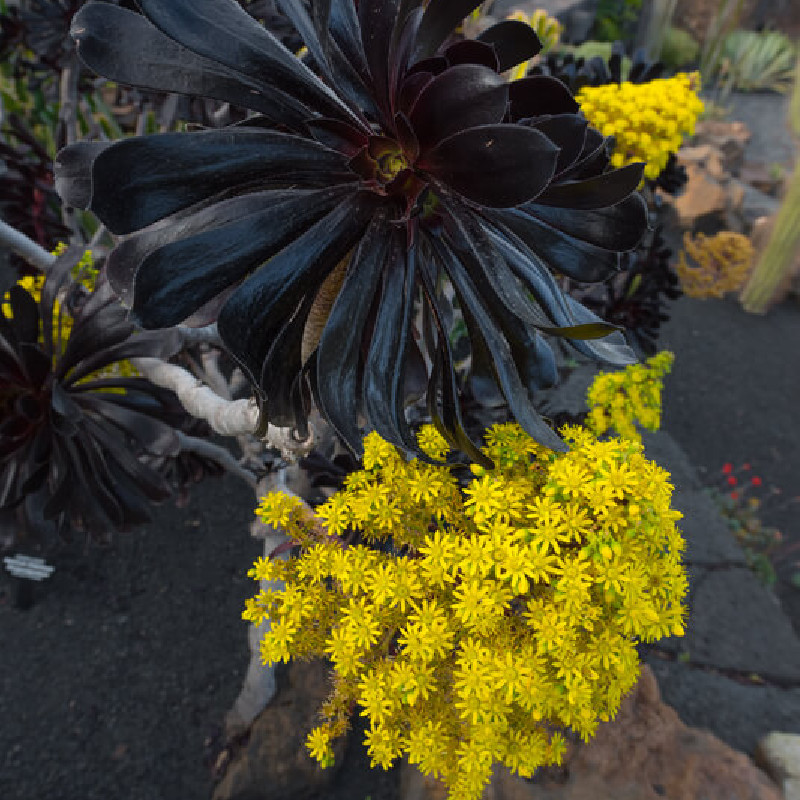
[531,42,666,93]
[531,42,687,196]
[237,0,305,52]
[141,417,228,508]
[0,248,189,543]
[0,116,72,275]
[565,226,682,357]
[56,0,649,461]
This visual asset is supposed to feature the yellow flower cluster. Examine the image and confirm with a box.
[244,423,687,800]
[586,351,674,443]
[677,231,755,299]
[577,73,704,181]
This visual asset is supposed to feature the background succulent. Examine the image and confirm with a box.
[0,248,189,543]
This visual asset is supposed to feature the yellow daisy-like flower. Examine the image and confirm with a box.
[245,419,687,800]
[306,725,335,767]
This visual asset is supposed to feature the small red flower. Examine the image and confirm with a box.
[751,476,763,487]
[742,463,751,471]
[730,491,739,501]
[727,476,737,486]
[722,463,734,475]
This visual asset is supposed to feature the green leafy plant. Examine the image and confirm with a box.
[591,0,642,44]
[660,27,700,70]
[698,0,746,89]
[716,29,797,94]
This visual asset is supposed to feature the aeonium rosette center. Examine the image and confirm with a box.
[57,0,649,461]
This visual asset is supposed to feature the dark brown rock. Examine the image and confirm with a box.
[213,660,344,800]
[667,163,729,231]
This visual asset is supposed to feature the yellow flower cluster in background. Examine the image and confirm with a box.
[244,423,687,800]
[577,73,704,180]
[587,351,674,443]
[1,272,46,319]
[1,245,96,329]
[677,231,755,299]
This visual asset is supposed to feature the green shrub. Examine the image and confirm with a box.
[591,0,643,44]
[716,29,797,93]
[660,27,700,70]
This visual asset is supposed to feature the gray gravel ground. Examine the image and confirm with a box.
[0,473,261,800]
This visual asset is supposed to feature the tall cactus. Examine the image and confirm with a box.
[740,50,800,313]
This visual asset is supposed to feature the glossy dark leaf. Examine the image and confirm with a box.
[484,218,636,365]
[363,231,418,453]
[423,124,558,207]
[132,187,351,328]
[278,0,331,71]
[259,292,317,428]
[477,20,542,72]
[6,285,40,345]
[218,194,376,389]
[413,0,483,60]
[445,204,565,390]
[527,114,588,176]
[75,394,180,457]
[39,246,83,361]
[536,162,644,210]
[62,329,182,388]
[72,3,312,129]
[524,193,648,252]
[53,141,111,211]
[307,117,369,155]
[87,129,355,234]
[135,0,358,124]
[410,64,508,150]
[431,237,565,451]
[417,251,488,466]
[509,75,579,120]
[443,40,499,71]
[56,299,134,380]
[317,211,392,454]
[359,0,402,117]
[329,0,371,82]
[106,189,318,306]
[492,207,622,283]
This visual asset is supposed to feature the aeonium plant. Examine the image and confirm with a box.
[0,248,187,542]
[56,0,649,462]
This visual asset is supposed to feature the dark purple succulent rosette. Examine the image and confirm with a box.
[56,0,648,461]
[0,248,185,540]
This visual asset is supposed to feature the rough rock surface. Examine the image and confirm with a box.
[667,162,730,232]
[653,565,800,682]
[692,121,752,175]
[756,732,800,800]
[213,660,345,800]
[647,659,800,755]
[399,666,783,800]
